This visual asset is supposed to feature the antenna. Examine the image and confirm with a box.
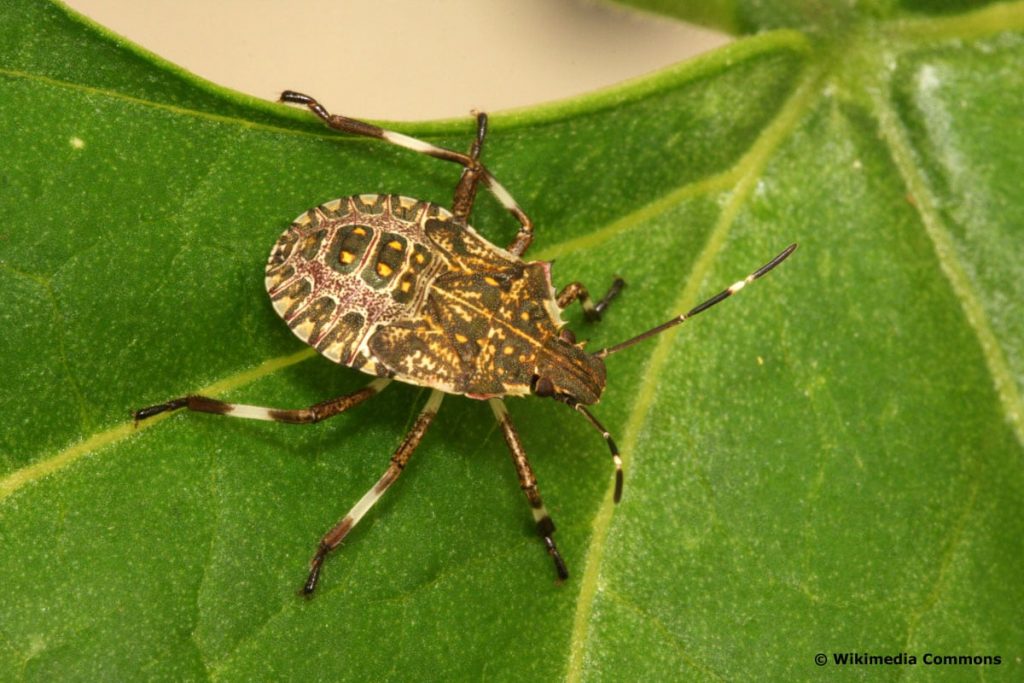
[571,402,624,503]
[596,244,797,358]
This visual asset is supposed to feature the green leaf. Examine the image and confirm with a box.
[2,1,1022,680]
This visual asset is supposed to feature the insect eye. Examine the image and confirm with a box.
[558,329,576,344]
[531,375,555,397]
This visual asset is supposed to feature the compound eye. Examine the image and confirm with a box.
[531,375,555,397]
[558,328,576,344]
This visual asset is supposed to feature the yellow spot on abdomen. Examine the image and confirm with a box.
[400,280,412,293]
[377,262,393,278]
[455,333,468,344]
[340,250,355,264]
[387,240,403,251]
[503,346,514,355]
[353,227,367,236]
[484,276,500,287]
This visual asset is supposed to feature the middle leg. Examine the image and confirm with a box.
[489,398,569,581]
[133,377,392,424]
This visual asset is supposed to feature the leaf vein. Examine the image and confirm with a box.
[602,587,726,681]
[899,467,981,663]
[564,63,825,682]
[0,348,315,504]
[532,169,738,263]
[868,72,1024,450]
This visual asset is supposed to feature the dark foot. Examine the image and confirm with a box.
[301,544,328,597]
[545,536,569,582]
[590,277,626,322]
[132,398,188,422]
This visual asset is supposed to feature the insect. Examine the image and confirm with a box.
[134,90,796,596]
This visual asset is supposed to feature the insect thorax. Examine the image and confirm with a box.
[265,193,603,401]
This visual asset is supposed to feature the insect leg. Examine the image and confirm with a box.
[303,389,444,595]
[450,112,487,223]
[557,278,627,322]
[278,90,536,258]
[488,398,569,581]
[133,378,391,424]
[446,112,536,259]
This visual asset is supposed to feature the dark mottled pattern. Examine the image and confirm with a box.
[368,256,600,399]
[388,195,427,221]
[267,195,442,371]
[265,262,295,291]
[266,193,600,399]
[392,242,433,305]
[297,229,326,261]
[327,224,374,275]
[351,194,386,215]
[269,277,312,320]
[424,216,518,273]
[289,296,337,347]
[268,230,297,266]
[316,311,364,363]
[361,231,407,290]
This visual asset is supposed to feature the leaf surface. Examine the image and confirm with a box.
[1,1,1022,680]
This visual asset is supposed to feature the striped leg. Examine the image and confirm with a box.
[279,90,536,257]
[557,277,627,322]
[303,389,444,595]
[489,398,569,581]
[133,378,391,424]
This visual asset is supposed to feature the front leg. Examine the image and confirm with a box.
[557,278,626,322]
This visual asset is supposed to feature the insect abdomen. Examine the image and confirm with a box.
[265,194,445,374]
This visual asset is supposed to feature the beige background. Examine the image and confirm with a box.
[64,0,729,120]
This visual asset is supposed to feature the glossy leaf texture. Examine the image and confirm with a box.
[1,1,1022,680]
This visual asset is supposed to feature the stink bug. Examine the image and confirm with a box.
[134,91,796,595]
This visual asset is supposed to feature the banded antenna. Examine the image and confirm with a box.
[596,243,797,358]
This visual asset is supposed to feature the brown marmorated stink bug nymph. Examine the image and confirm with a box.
[135,91,796,595]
